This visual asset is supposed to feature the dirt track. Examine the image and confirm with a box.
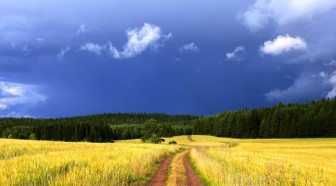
[183,152,204,186]
[146,149,204,186]
[146,154,174,186]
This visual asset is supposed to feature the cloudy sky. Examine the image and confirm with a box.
[1,0,336,118]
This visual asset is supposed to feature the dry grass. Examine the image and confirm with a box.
[0,139,179,186]
[189,136,336,186]
[163,135,230,147]
[166,150,188,186]
[2,136,335,186]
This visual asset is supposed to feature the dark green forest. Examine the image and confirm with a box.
[0,113,195,142]
[193,99,336,138]
[1,99,336,142]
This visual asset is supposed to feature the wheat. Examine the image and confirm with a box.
[0,139,179,186]
[189,137,336,186]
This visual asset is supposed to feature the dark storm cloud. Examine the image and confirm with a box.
[239,0,336,103]
[1,0,335,117]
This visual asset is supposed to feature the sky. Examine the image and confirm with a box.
[1,0,336,118]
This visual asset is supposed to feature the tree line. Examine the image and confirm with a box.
[192,99,336,138]
[0,113,195,142]
[0,99,336,142]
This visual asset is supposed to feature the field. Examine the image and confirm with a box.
[187,136,336,186]
[0,139,180,185]
[163,136,336,186]
[1,136,336,186]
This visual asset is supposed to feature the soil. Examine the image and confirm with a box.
[146,154,174,186]
[183,152,204,186]
[146,150,204,186]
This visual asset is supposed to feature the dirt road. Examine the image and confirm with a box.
[146,154,174,186]
[183,152,204,186]
[146,149,204,186]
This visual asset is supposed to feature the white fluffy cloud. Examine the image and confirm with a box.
[241,0,336,31]
[107,42,121,59]
[80,43,104,55]
[180,43,200,53]
[0,81,47,111]
[57,46,71,61]
[120,23,167,58]
[79,23,171,59]
[2,84,24,96]
[226,46,245,60]
[260,35,307,55]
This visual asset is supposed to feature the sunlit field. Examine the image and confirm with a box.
[1,136,335,186]
[0,139,179,185]
[186,136,336,186]
[163,135,234,147]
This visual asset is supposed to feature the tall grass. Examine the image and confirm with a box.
[190,138,336,186]
[167,150,188,186]
[0,139,179,186]
[2,136,335,185]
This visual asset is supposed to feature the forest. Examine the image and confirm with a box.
[193,98,336,138]
[1,98,336,142]
[0,113,195,142]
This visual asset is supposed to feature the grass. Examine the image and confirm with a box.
[163,135,231,147]
[0,139,179,186]
[166,150,188,186]
[1,136,335,186]
[188,136,336,186]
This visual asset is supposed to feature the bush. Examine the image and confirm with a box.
[30,133,37,140]
[169,140,177,145]
[149,134,162,144]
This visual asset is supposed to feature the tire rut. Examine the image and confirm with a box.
[146,154,174,186]
[183,151,204,186]
[146,149,204,186]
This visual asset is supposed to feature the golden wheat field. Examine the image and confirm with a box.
[184,136,336,186]
[0,139,180,186]
[1,136,336,186]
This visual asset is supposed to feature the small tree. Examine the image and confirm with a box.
[30,133,37,140]
[149,134,162,144]
[141,119,163,144]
